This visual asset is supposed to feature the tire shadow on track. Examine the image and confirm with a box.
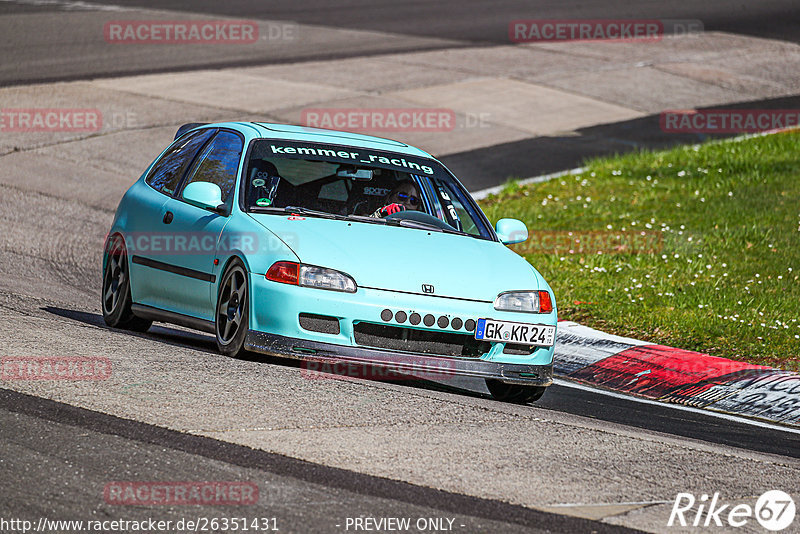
[43,305,278,364]
[41,305,462,384]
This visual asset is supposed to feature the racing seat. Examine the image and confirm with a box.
[347,175,402,216]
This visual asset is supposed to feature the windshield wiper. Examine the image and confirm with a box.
[386,219,445,232]
[344,214,387,225]
[251,207,485,238]
[388,218,484,239]
[249,206,344,220]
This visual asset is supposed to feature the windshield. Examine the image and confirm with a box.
[242,139,495,240]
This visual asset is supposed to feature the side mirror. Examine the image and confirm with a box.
[183,182,226,214]
[495,218,528,245]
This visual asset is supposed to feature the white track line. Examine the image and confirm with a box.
[554,378,800,435]
[470,167,586,200]
[545,499,672,508]
[0,0,127,11]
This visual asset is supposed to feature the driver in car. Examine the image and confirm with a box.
[372,180,422,218]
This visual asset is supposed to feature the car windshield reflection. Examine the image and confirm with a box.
[243,140,494,240]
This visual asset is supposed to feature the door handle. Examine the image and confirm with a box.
[163,211,174,224]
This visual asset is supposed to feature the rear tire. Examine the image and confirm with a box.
[101,235,152,332]
[486,379,546,404]
[215,259,249,358]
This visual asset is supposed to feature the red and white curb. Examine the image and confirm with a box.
[554,321,800,427]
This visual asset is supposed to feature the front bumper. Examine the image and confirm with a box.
[245,330,554,386]
[249,275,556,367]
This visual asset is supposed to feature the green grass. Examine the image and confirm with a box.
[479,130,800,371]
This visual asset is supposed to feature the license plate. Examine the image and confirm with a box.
[474,318,556,346]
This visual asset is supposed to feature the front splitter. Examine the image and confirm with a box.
[245,330,553,386]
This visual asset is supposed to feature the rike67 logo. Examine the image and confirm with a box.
[669,490,796,531]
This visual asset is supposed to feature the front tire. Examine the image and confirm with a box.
[101,235,152,332]
[486,379,546,404]
[215,259,249,357]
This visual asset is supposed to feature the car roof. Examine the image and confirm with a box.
[197,121,435,159]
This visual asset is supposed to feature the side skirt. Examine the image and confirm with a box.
[131,304,215,334]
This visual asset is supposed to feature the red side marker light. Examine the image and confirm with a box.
[538,291,553,313]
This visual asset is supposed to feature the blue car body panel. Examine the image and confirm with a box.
[105,122,557,385]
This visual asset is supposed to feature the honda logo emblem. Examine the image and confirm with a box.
[422,284,434,294]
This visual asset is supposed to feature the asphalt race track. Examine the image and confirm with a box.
[1,1,799,533]
[3,0,800,85]
[0,389,631,534]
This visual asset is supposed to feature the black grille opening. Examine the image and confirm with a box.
[354,322,491,358]
[299,313,340,335]
[503,343,536,355]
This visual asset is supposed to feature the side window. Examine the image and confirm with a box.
[181,131,243,205]
[145,129,215,195]
[436,181,480,235]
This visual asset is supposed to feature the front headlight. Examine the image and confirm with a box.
[266,261,357,293]
[299,265,357,293]
[494,291,553,313]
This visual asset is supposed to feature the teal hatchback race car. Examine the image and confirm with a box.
[102,122,557,402]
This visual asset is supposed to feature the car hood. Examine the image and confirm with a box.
[248,214,544,302]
